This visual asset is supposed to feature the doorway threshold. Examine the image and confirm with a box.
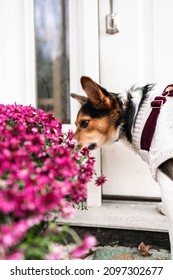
[59,201,168,232]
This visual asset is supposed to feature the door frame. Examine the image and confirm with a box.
[68,0,102,206]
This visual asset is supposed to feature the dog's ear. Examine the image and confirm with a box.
[71,93,88,105]
[80,76,111,109]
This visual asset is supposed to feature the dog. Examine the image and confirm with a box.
[71,76,173,258]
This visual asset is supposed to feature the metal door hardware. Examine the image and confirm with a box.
[106,0,119,34]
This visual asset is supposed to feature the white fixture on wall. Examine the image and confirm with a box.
[106,0,119,34]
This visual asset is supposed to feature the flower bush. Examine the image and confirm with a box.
[0,103,106,260]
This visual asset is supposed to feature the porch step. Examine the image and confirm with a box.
[59,201,170,252]
[60,201,168,232]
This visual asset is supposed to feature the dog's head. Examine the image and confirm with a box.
[71,76,123,150]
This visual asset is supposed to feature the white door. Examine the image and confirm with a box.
[99,0,173,199]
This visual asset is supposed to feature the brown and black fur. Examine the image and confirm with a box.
[71,76,152,150]
[71,76,124,150]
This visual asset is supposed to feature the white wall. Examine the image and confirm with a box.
[0,0,36,106]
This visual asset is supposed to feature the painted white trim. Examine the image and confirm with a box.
[23,0,37,106]
[0,0,36,106]
[69,0,101,206]
[69,0,100,124]
[87,149,102,207]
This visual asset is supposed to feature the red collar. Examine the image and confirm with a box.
[140,84,173,151]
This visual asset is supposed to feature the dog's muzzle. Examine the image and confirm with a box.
[76,143,97,150]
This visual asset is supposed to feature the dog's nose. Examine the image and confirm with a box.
[88,143,97,150]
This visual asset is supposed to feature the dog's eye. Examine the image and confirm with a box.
[80,120,89,128]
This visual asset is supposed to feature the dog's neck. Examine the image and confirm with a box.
[119,84,154,143]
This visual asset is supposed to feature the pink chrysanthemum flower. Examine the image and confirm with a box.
[95,175,107,187]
